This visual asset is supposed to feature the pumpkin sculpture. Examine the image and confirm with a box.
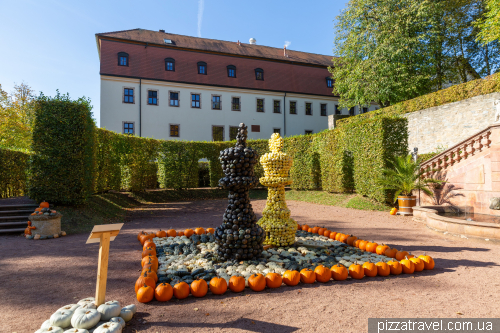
[191,279,208,297]
[418,253,435,270]
[229,276,246,292]
[314,265,331,283]
[209,277,227,295]
[300,268,316,284]
[331,264,348,281]
[173,282,190,299]
[348,264,364,279]
[135,272,155,293]
[155,283,173,301]
[137,284,154,303]
[283,270,300,286]
[248,273,266,291]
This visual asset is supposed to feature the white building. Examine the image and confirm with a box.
[96,29,378,141]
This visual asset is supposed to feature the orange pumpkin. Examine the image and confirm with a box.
[339,233,349,243]
[35,207,42,212]
[137,283,154,303]
[248,274,266,291]
[410,257,425,272]
[173,282,190,299]
[39,201,50,209]
[141,256,158,271]
[139,233,152,245]
[137,231,146,241]
[229,276,246,292]
[143,240,156,251]
[362,261,378,277]
[312,226,320,234]
[141,267,158,283]
[142,247,156,258]
[323,230,331,238]
[331,264,348,281]
[184,229,194,238]
[282,270,300,286]
[384,248,398,258]
[375,261,391,276]
[177,231,184,237]
[418,253,435,270]
[195,227,205,235]
[353,239,362,248]
[30,212,36,216]
[167,229,177,238]
[191,279,208,298]
[376,244,389,255]
[347,235,358,246]
[406,253,415,259]
[156,229,167,238]
[348,264,364,279]
[206,228,215,234]
[400,257,415,274]
[135,272,155,293]
[314,265,331,283]
[307,228,313,233]
[335,233,343,241]
[265,273,282,288]
[390,208,398,215]
[366,241,379,253]
[209,277,227,295]
[358,240,368,251]
[301,224,310,231]
[395,249,409,261]
[300,268,316,284]
[387,259,402,275]
[317,228,326,235]
[329,232,337,240]
[297,224,302,230]
[155,282,173,301]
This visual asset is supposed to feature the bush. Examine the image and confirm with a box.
[28,93,95,205]
[0,148,30,198]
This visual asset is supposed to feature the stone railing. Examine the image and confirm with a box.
[420,124,500,178]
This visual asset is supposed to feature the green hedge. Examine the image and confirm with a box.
[0,148,30,198]
[28,94,95,205]
[339,73,500,126]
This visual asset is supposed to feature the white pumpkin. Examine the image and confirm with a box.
[35,327,64,333]
[122,304,136,315]
[97,301,120,321]
[109,317,125,329]
[80,302,97,310]
[50,310,74,328]
[119,308,133,322]
[63,329,89,333]
[93,322,122,333]
[58,304,81,312]
[71,308,101,329]
[41,319,52,329]
[77,297,95,306]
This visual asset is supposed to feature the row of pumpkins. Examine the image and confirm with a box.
[137,227,214,245]
[135,226,435,303]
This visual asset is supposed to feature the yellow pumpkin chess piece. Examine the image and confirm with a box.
[257,133,297,246]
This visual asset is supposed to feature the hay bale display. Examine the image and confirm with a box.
[26,201,66,240]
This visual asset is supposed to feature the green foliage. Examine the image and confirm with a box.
[28,93,95,205]
[340,73,500,126]
[284,190,391,211]
[0,148,30,198]
[475,0,500,44]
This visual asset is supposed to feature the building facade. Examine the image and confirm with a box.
[96,29,378,141]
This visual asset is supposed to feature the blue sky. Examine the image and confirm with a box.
[0,0,346,126]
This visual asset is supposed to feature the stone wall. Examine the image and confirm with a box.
[406,92,500,154]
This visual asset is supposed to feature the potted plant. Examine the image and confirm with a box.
[377,155,442,215]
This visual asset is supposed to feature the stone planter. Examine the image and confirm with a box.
[29,215,62,237]
[397,196,417,216]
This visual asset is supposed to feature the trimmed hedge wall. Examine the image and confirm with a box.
[339,73,500,126]
[28,94,95,205]
[0,148,30,198]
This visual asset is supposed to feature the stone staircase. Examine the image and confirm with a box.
[0,203,39,234]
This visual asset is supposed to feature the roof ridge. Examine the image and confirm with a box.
[96,28,142,36]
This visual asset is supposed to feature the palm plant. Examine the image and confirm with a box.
[377,155,443,203]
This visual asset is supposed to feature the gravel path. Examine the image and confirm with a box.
[1,199,499,333]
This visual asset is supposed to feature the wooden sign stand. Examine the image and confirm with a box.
[86,223,123,307]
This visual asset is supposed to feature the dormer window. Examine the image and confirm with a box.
[165,58,175,71]
[255,68,264,80]
[198,61,207,75]
[118,52,129,66]
[227,65,236,78]
[326,77,333,88]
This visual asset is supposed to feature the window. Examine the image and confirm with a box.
[229,126,239,140]
[363,107,368,113]
[335,105,341,115]
[326,77,333,88]
[273,100,281,113]
[349,107,355,116]
[123,122,134,135]
[305,130,313,135]
[212,126,224,141]
[305,102,312,115]
[169,92,179,107]
[227,65,236,78]
[255,68,264,80]
[118,52,128,66]
[170,124,180,137]
[191,94,200,108]
[148,90,158,105]
[256,99,264,112]
[231,97,240,111]
[320,104,327,116]
[212,95,221,110]
[251,125,260,132]
[165,58,175,71]
[289,101,297,114]
[198,61,207,75]
[273,128,281,135]
[123,88,134,103]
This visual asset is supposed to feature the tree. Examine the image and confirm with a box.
[475,0,500,44]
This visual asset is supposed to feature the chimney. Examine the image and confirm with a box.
[237,40,241,45]
[159,29,165,33]
[284,45,287,57]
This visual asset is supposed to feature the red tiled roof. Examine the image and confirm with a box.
[97,29,335,67]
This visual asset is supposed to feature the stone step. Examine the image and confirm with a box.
[0,204,38,211]
[0,209,36,216]
[0,228,26,234]
[0,221,28,227]
[0,215,31,221]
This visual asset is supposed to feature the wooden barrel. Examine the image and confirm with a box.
[397,196,417,216]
